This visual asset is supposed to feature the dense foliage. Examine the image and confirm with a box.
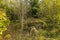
[0,10,10,34]
[0,0,60,40]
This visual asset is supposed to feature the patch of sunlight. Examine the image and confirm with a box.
[50,28,58,33]
[5,34,11,38]
[39,36,45,40]
[56,13,60,20]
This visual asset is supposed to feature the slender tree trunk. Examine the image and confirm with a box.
[20,0,25,31]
